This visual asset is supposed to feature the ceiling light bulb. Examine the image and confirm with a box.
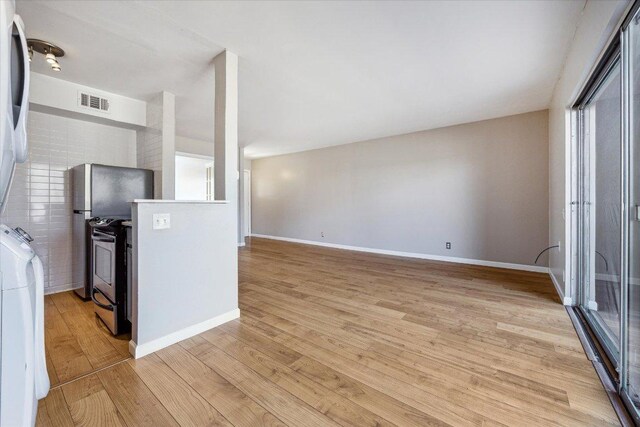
[45,52,56,64]
[51,61,61,72]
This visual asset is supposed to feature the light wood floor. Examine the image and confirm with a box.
[37,237,619,426]
[43,289,131,388]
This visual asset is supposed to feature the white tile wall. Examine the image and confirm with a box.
[2,111,137,293]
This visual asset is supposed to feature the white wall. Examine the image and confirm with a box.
[176,135,214,158]
[29,73,146,128]
[2,110,137,293]
[252,110,549,268]
[175,155,213,200]
[548,0,629,302]
[130,200,238,358]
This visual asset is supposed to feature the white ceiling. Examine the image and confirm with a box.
[17,1,586,158]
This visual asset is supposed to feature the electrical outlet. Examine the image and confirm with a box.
[446,242,451,250]
[153,213,171,230]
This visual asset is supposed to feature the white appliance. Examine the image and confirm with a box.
[0,226,48,426]
[0,1,49,426]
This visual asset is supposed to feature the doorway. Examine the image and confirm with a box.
[174,153,214,201]
[577,54,622,362]
[574,7,640,419]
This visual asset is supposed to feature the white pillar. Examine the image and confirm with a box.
[212,50,239,306]
[213,50,239,204]
[161,91,176,200]
[136,90,175,200]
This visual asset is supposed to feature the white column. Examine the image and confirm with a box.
[136,90,176,200]
[213,50,239,204]
[161,91,176,200]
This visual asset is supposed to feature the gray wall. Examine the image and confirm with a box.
[252,110,549,267]
[131,200,237,355]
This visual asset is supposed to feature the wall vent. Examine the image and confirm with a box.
[78,92,110,113]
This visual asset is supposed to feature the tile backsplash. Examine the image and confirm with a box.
[2,110,137,293]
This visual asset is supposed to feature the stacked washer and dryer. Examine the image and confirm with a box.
[0,0,50,426]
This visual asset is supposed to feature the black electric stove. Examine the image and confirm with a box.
[89,218,130,335]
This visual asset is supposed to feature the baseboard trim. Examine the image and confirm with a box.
[548,270,572,305]
[251,234,548,273]
[44,284,77,295]
[129,308,240,359]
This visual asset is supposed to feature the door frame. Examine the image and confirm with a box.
[574,51,623,368]
[243,169,251,237]
[566,3,640,421]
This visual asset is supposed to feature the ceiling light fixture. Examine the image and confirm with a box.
[26,39,65,72]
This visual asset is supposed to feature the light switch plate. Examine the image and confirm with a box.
[153,213,171,230]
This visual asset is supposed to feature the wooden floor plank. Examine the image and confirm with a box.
[128,353,232,426]
[97,362,179,426]
[62,375,124,427]
[156,343,286,427]
[182,335,342,427]
[60,308,125,370]
[36,388,74,427]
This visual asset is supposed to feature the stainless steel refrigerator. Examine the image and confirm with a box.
[72,164,153,299]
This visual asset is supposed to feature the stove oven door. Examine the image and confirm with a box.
[91,229,116,302]
[91,229,120,334]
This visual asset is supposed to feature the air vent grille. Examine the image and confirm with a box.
[78,92,110,113]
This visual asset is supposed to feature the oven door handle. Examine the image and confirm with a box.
[92,230,116,242]
[93,237,115,243]
[92,287,114,311]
